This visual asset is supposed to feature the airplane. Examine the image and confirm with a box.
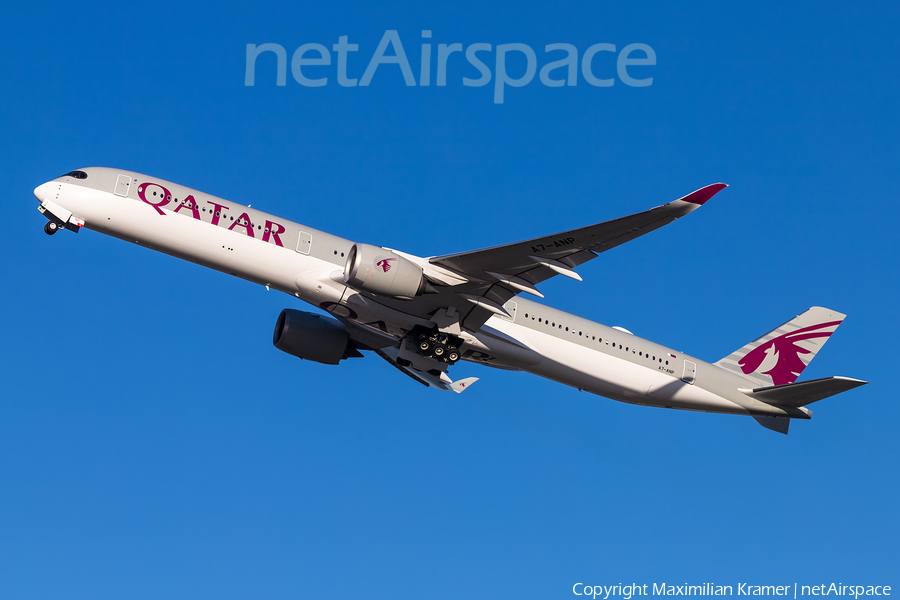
[34,168,867,433]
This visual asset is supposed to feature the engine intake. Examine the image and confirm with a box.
[273,309,362,365]
[344,243,428,300]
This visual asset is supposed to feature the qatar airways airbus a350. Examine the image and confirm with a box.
[35,168,866,433]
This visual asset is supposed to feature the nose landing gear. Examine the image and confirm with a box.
[38,201,83,235]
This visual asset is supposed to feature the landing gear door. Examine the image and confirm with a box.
[114,174,132,197]
[682,360,697,385]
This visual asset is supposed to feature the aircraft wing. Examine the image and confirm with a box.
[374,347,479,393]
[429,183,727,330]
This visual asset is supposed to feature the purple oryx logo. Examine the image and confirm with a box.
[738,321,841,386]
[376,258,397,273]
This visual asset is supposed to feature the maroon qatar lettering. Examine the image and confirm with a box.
[137,182,172,215]
[140,183,287,247]
[264,220,285,247]
[461,349,494,362]
[207,201,229,226]
[173,194,201,220]
[363,320,390,333]
[318,301,358,319]
[228,212,255,238]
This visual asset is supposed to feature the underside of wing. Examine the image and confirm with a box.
[428,183,727,330]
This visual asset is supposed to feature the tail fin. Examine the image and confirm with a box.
[715,307,846,386]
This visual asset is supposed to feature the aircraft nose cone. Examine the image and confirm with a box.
[34,181,53,202]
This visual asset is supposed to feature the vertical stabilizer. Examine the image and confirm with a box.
[715,307,845,386]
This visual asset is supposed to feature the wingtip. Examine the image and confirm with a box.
[680,183,728,206]
[833,376,868,386]
[451,377,479,393]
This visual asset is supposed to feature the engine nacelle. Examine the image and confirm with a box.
[272,309,360,365]
[344,243,427,300]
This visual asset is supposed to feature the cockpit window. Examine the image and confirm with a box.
[61,170,88,179]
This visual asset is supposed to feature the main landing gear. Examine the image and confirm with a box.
[413,329,462,364]
[44,221,59,235]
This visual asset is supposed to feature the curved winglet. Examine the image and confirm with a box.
[677,183,728,206]
[450,377,479,393]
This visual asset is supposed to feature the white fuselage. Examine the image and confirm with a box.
[35,168,799,420]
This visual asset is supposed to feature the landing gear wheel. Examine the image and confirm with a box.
[44,222,59,235]
[408,326,465,365]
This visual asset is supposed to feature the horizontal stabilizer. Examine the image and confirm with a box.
[741,376,867,407]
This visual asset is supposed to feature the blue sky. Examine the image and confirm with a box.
[1,1,898,598]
